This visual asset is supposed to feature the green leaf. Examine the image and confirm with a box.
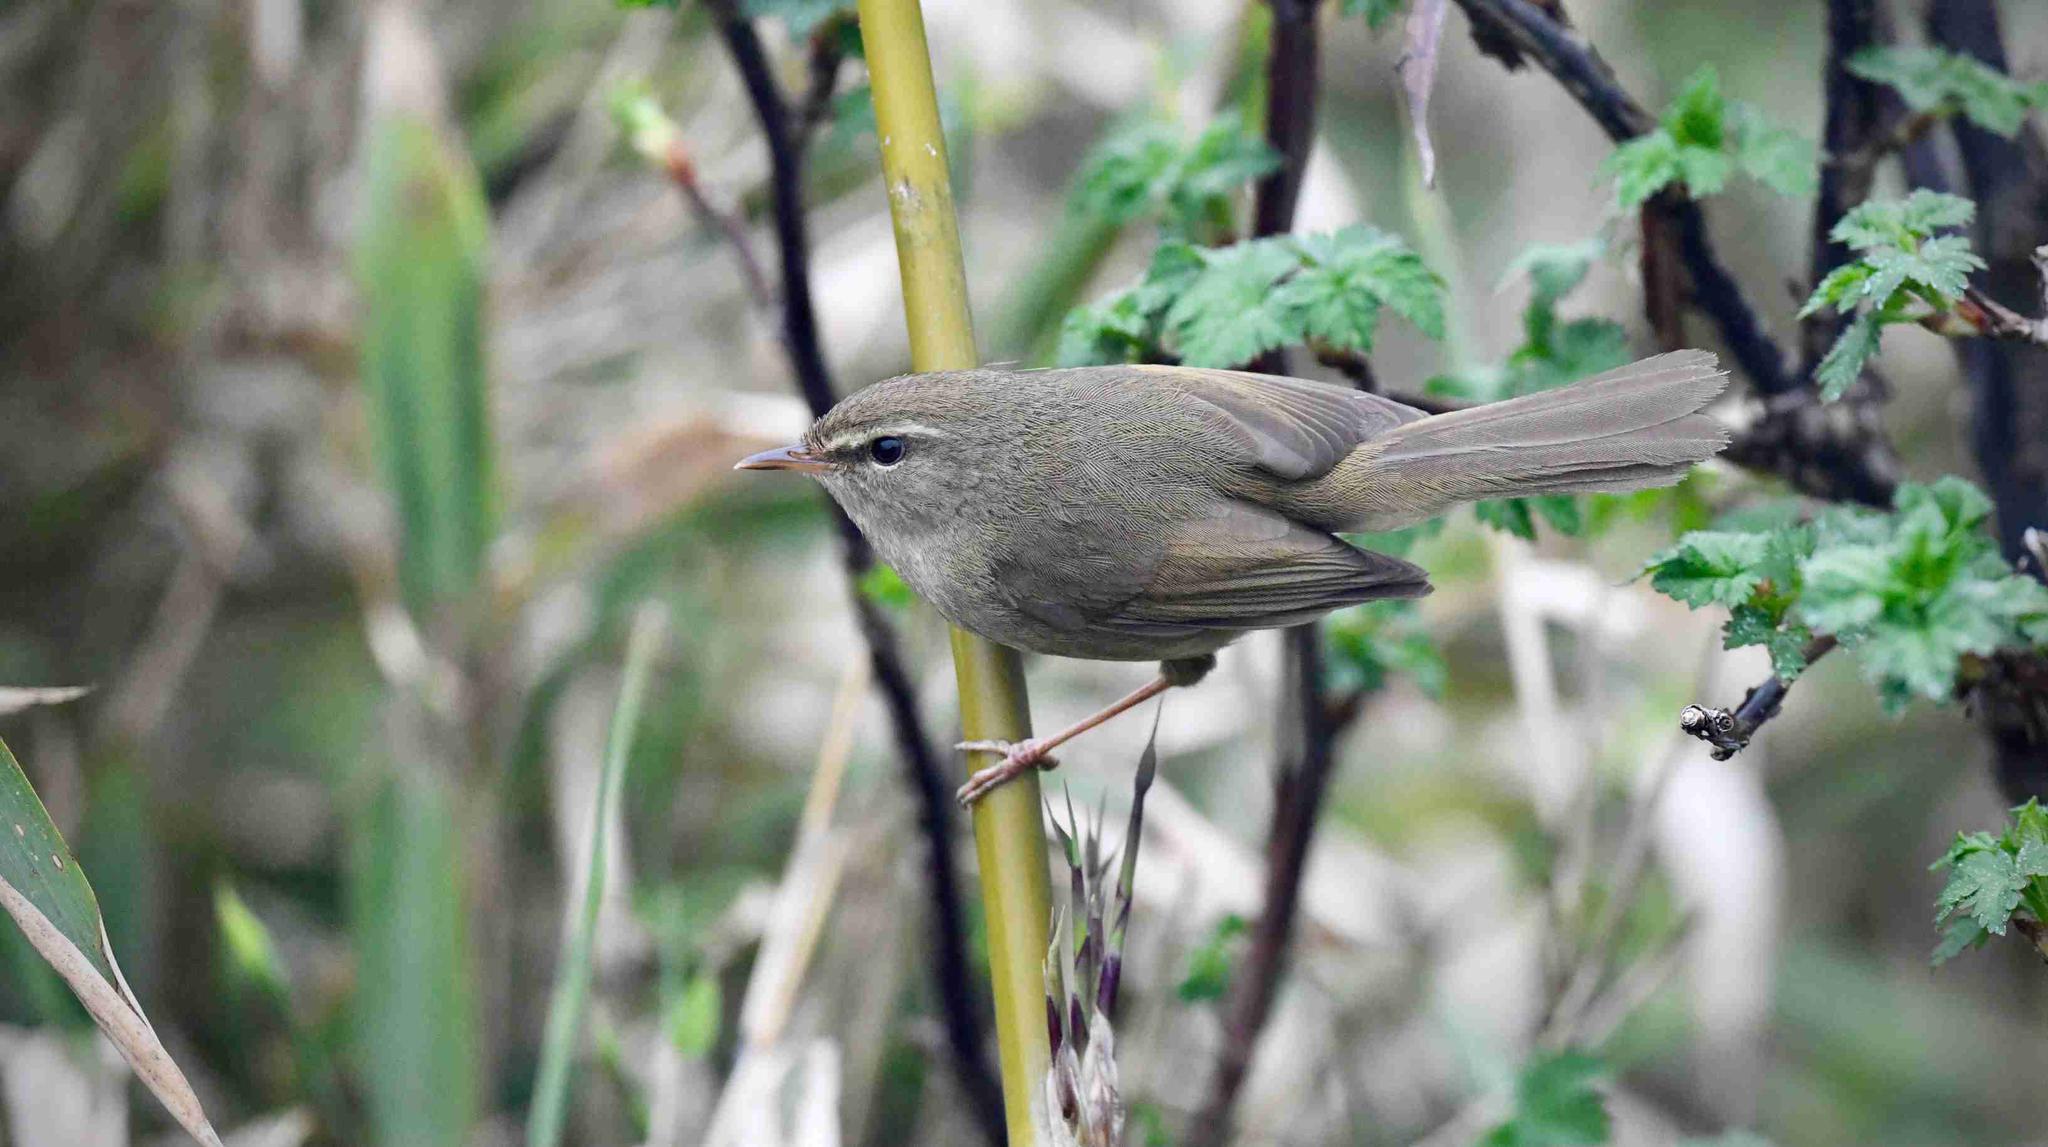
[1178,914,1248,1002]
[529,606,666,1147]
[1071,111,1277,236]
[1325,601,1446,697]
[1166,239,1302,367]
[0,737,226,1144]
[1476,498,1537,540]
[357,116,495,620]
[1604,131,1684,210]
[1732,104,1818,198]
[1300,226,1447,339]
[1849,45,2048,138]
[664,967,723,1058]
[858,563,917,610]
[1829,190,1976,250]
[1482,1052,1611,1147]
[1935,847,2025,935]
[1642,531,1772,607]
[1814,310,1882,401]
[1663,66,1727,149]
[214,881,290,1003]
[1932,915,1990,966]
[1602,67,1811,209]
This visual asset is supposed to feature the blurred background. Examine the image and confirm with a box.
[2,0,2046,1144]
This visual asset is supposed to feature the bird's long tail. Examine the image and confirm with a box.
[1337,349,1729,531]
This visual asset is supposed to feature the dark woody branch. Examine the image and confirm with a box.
[1448,0,1903,505]
[1190,3,1339,1144]
[1678,636,1839,760]
[707,7,1005,1140]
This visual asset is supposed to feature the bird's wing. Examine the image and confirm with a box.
[1123,364,1426,481]
[1095,500,1430,638]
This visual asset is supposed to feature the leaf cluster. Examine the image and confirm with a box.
[1480,1052,1612,1147]
[1323,599,1446,697]
[1070,110,1280,239]
[1848,45,2048,138]
[1602,66,1817,210]
[1430,241,1632,539]
[1641,477,2048,709]
[1058,224,1445,369]
[1801,190,1986,399]
[1931,800,2048,966]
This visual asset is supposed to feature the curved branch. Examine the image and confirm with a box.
[1448,0,1902,504]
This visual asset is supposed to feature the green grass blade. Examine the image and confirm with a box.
[350,768,478,1147]
[527,602,668,1147]
[356,112,494,620]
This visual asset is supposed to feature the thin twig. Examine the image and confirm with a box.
[1189,5,1334,1143]
[1678,635,1840,760]
[707,7,1005,1137]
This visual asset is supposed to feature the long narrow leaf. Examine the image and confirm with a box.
[350,767,477,1147]
[356,110,494,620]
[527,603,668,1147]
[0,736,222,1145]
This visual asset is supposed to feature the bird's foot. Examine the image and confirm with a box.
[954,738,1058,807]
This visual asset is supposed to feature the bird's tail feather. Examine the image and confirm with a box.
[1342,350,1729,530]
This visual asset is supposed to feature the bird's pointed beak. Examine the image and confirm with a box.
[734,443,831,473]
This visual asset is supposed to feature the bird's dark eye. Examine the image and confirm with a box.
[868,436,906,467]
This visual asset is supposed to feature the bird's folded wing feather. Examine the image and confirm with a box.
[1101,500,1430,635]
[1125,364,1425,480]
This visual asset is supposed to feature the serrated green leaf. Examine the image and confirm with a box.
[1644,531,1772,607]
[1935,847,2025,935]
[1932,915,1990,966]
[1165,239,1301,367]
[1604,131,1684,210]
[1733,103,1818,198]
[1814,310,1882,401]
[1664,66,1727,149]
[1849,45,2048,138]
[1071,110,1278,236]
[1830,190,1976,249]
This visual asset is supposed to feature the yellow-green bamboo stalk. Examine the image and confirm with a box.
[854,1,1052,1141]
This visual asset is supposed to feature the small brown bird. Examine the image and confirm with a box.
[738,351,1728,804]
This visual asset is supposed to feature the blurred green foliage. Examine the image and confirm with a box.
[1602,66,1816,210]
[1849,45,2048,138]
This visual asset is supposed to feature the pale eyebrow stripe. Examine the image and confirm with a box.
[822,423,950,453]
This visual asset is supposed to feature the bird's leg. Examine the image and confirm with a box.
[954,656,1214,807]
[955,675,1172,806]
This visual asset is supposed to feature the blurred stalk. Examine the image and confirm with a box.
[854,0,1053,1142]
[351,12,496,1141]
[527,603,666,1147]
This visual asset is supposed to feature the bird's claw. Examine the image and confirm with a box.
[954,738,1058,807]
